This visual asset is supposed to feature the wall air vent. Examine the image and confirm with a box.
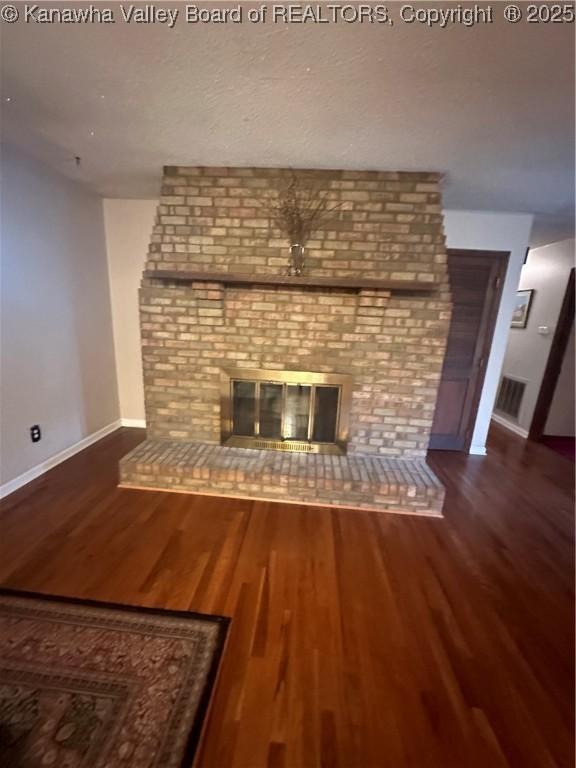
[495,376,526,419]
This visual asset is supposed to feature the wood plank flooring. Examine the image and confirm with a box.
[0,424,573,767]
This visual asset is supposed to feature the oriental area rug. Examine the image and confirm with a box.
[0,590,229,767]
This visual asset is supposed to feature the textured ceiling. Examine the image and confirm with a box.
[1,3,574,245]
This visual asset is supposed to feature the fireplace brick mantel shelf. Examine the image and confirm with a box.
[143,269,439,294]
[120,166,452,516]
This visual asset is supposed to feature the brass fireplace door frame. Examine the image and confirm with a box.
[221,368,352,455]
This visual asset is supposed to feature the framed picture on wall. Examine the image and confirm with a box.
[511,289,534,328]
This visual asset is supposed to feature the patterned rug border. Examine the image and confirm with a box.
[0,586,230,768]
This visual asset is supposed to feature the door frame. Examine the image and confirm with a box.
[432,249,509,452]
[529,267,575,442]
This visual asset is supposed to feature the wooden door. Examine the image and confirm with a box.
[529,268,575,441]
[429,250,508,451]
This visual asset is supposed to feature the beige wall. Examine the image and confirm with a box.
[104,199,157,423]
[544,321,575,437]
[499,238,574,434]
[0,144,120,487]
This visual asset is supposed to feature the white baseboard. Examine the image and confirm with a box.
[0,420,122,499]
[120,418,147,428]
[491,413,529,439]
[469,445,487,456]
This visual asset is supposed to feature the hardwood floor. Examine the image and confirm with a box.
[1,424,573,767]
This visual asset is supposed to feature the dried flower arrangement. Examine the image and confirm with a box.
[260,174,343,275]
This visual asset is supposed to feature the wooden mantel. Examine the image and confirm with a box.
[143,270,437,293]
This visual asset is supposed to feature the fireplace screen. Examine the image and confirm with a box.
[221,368,352,454]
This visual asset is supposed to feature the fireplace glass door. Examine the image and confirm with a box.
[222,369,351,454]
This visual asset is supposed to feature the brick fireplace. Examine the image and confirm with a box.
[119,166,451,516]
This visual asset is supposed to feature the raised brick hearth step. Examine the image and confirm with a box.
[119,440,445,517]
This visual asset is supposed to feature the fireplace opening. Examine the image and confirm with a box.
[221,368,352,454]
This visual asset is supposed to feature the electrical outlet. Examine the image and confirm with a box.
[30,425,41,443]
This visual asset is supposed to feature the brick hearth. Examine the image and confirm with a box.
[119,441,445,516]
[120,166,452,516]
